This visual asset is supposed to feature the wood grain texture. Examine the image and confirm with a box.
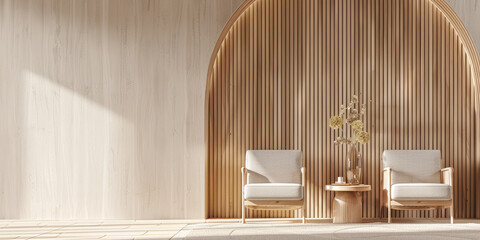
[326,185,371,192]
[0,0,244,219]
[332,191,363,223]
[206,0,480,219]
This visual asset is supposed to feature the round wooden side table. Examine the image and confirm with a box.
[325,184,371,223]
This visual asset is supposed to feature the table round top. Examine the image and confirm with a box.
[325,184,371,192]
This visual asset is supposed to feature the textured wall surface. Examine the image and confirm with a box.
[0,0,479,220]
[0,0,242,219]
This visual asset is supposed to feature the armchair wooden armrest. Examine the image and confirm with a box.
[241,167,247,223]
[241,167,247,189]
[301,167,305,187]
[382,167,392,223]
[301,167,306,223]
[441,167,454,224]
[383,168,392,190]
[441,167,454,186]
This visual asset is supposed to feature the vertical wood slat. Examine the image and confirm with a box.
[206,0,479,219]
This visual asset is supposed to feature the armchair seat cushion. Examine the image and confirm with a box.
[391,183,452,201]
[244,183,303,200]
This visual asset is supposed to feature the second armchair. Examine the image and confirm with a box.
[382,150,454,224]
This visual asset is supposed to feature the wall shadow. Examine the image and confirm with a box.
[0,0,240,219]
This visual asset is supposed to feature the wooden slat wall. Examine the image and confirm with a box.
[206,0,478,219]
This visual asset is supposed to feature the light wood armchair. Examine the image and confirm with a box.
[382,150,454,224]
[241,150,306,224]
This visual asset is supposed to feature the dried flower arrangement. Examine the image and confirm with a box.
[328,94,370,145]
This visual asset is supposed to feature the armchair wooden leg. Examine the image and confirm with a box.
[450,206,454,224]
[388,204,391,223]
[242,196,246,224]
[302,206,306,224]
[380,205,384,220]
[242,205,246,224]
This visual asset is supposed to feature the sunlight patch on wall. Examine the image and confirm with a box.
[19,70,135,219]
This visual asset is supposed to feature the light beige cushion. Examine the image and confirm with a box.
[391,183,452,200]
[246,150,302,184]
[244,183,303,200]
[383,150,441,184]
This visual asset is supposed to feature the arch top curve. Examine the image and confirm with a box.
[430,0,480,106]
[205,0,480,219]
[206,0,480,101]
[205,0,256,100]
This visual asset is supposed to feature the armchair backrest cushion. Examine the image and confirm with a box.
[246,150,302,184]
[383,150,441,184]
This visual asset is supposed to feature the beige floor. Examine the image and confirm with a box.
[0,220,188,240]
[1,219,480,240]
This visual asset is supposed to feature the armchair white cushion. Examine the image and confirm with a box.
[244,183,303,200]
[383,150,441,184]
[246,150,302,184]
[391,183,452,200]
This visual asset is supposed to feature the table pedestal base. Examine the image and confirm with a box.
[332,191,362,223]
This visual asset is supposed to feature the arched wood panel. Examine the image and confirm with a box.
[206,0,480,219]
